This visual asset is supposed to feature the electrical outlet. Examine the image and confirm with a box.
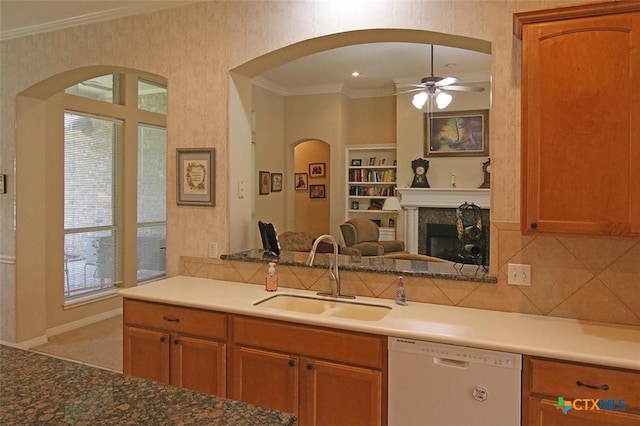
[508,263,531,286]
[208,242,218,259]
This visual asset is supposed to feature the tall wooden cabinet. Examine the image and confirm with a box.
[515,1,640,236]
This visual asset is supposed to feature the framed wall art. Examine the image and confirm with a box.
[176,148,215,206]
[309,184,326,199]
[271,173,283,192]
[309,162,325,178]
[425,109,489,157]
[259,171,270,195]
[294,173,308,191]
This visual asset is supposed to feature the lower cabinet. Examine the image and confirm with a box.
[231,315,386,426]
[123,299,227,396]
[523,356,640,426]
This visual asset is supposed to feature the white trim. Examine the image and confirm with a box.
[9,335,48,350]
[63,288,120,310]
[48,306,122,337]
[1,1,198,41]
[0,255,16,264]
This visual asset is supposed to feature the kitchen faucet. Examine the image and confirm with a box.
[305,234,355,299]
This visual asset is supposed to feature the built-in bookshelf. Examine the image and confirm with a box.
[345,144,398,239]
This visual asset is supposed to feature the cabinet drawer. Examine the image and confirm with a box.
[233,315,385,369]
[124,299,226,340]
[528,358,640,410]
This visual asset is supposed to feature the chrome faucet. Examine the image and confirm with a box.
[305,234,355,299]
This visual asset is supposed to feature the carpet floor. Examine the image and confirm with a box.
[32,315,123,372]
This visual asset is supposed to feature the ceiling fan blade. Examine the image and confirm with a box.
[443,85,485,92]
[392,87,425,96]
[435,77,458,87]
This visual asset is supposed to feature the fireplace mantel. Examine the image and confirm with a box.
[396,188,490,209]
[396,188,490,253]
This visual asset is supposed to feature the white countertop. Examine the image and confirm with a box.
[118,276,640,371]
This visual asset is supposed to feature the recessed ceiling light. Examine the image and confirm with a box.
[351,71,360,77]
[444,63,457,68]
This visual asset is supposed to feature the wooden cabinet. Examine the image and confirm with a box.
[522,356,640,426]
[123,299,227,397]
[346,144,397,230]
[515,2,640,236]
[231,315,386,426]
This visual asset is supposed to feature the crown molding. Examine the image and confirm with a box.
[1,1,197,41]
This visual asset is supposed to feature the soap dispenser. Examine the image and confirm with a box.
[266,262,278,292]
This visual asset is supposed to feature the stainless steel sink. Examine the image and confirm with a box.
[254,294,391,321]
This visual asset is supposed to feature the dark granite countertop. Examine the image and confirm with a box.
[0,345,296,426]
[221,249,496,283]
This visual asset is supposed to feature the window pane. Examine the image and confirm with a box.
[138,79,167,114]
[137,124,166,282]
[64,111,122,298]
[64,113,121,229]
[65,74,117,103]
[64,230,118,297]
[137,224,166,282]
[138,125,166,223]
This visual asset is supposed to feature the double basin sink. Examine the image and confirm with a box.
[254,294,392,321]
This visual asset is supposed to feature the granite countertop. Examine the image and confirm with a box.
[119,276,640,371]
[221,249,497,283]
[0,345,296,426]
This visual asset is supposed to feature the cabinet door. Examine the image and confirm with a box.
[521,12,640,235]
[170,335,226,397]
[232,346,299,416]
[300,358,382,426]
[528,397,639,426]
[123,325,170,384]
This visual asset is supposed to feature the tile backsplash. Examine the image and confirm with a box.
[181,222,640,327]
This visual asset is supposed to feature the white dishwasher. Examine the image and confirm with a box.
[388,337,522,426]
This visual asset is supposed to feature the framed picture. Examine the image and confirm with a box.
[294,173,308,191]
[351,159,362,166]
[176,148,216,206]
[368,157,377,166]
[271,173,283,192]
[351,201,359,210]
[259,171,270,195]
[309,184,326,199]
[425,109,489,157]
[309,162,325,177]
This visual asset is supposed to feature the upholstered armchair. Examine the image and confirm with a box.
[339,218,405,256]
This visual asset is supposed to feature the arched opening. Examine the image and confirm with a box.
[228,28,491,259]
[14,66,166,343]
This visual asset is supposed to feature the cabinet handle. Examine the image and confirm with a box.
[576,380,609,391]
[163,316,180,322]
[530,222,538,229]
[173,339,180,345]
[288,360,295,367]
[160,336,166,343]
[307,363,314,371]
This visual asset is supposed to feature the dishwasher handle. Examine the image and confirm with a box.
[434,357,469,369]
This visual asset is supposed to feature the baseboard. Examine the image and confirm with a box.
[46,307,123,338]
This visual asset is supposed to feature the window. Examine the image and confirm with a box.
[63,74,167,300]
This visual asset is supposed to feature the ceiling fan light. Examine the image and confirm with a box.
[412,92,428,109]
[436,91,452,109]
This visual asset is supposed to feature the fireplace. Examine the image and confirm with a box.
[426,223,459,262]
[396,188,491,265]
[419,207,489,266]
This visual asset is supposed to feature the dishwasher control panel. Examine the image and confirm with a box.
[388,337,522,369]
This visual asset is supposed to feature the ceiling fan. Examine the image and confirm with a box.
[397,44,484,110]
